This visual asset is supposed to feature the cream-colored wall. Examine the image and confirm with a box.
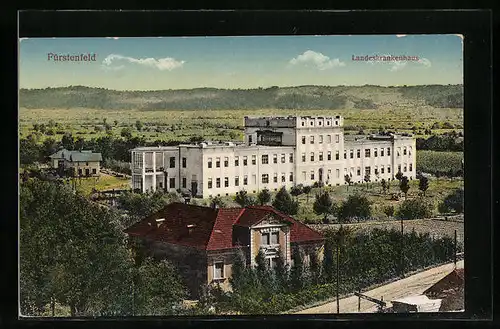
[66,160,101,176]
[207,251,235,292]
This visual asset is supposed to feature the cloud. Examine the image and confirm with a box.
[389,61,407,72]
[289,50,345,70]
[418,57,432,68]
[101,54,185,71]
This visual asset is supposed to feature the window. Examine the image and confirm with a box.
[381,167,385,174]
[182,177,187,188]
[410,163,413,171]
[243,156,248,166]
[235,156,239,166]
[224,157,229,167]
[216,157,221,168]
[301,122,305,126]
[169,177,175,189]
[336,169,340,178]
[235,176,239,186]
[310,171,315,180]
[319,121,322,126]
[182,157,187,168]
[261,232,270,245]
[335,151,340,160]
[302,136,306,144]
[335,134,340,143]
[302,153,306,162]
[281,154,286,163]
[310,152,315,162]
[249,135,253,144]
[271,232,279,244]
[409,147,412,156]
[387,148,391,156]
[319,152,324,161]
[244,175,248,185]
[398,164,401,173]
[224,177,229,187]
[365,166,371,175]
[365,149,371,158]
[302,171,307,180]
[327,169,332,179]
[289,172,293,182]
[327,121,331,126]
[281,173,286,183]
[310,121,314,126]
[273,173,278,183]
[92,168,96,174]
[159,182,163,188]
[319,135,323,144]
[374,149,378,157]
[327,151,332,161]
[262,155,269,164]
[374,167,379,175]
[273,154,278,164]
[216,178,221,188]
[357,149,361,158]
[357,167,361,176]
[252,155,256,165]
[381,148,384,157]
[289,153,293,163]
[169,157,176,168]
[327,135,332,143]
[208,178,213,189]
[403,147,407,155]
[344,150,347,159]
[397,148,401,157]
[403,164,407,172]
[214,261,224,279]
[262,174,269,184]
[388,166,391,173]
[350,150,354,159]
[310,136,315,144]
[335,120,339,125]
[208,158,213,168]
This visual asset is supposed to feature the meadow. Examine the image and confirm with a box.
[19,107,463,143]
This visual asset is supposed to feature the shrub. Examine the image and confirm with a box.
[337,194,372,222]
[442,188,464,213]
[383,205,395,218]
[396,197,433,220]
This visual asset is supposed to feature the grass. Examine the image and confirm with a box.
[19,107,463,144]
[63,173,130,196]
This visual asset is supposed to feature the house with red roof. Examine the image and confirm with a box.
[124,202,324,298]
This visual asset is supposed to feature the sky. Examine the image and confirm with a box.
[19,35,463,90]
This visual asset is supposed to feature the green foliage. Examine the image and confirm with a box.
[395,171,403,181]
[234,190,256,207]
[290,184,304,197]
[344,174,352,191]
[210,196,226,208]
[135,120,143,131]
[272,187,299,215]
[383,205,395,218]
[102,158,131,175]
[313,191,336,223]
[399,176,410,199]
[381,178,387,194]
[302,185,312,203]
[337,193,372,222]
[289,248,305,292]
[442,188,464,213]
[419,176,429,195]
[120,127,132,139]
[416,135,463,152]
[257,188,272,206]
[117,190,178,227]
[396,197,433,220]
[416,150,463,177]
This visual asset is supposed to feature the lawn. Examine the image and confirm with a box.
[63,173,130,196]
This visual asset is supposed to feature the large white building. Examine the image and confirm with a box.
[130,116,416,198]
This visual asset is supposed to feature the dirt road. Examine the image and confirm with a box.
[295,260,464,314]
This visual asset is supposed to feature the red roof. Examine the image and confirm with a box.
[124,203,323,251]
[423,268,464,296]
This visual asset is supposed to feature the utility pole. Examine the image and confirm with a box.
[400,218,404,278]
[454,229,457,268]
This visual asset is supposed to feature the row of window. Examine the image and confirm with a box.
[207,172,294,189]
[299,163,413,181]
[300,119,340,127]
[301,134,340,145]
[208,153,294,168]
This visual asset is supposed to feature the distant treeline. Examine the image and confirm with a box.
[416,134,464,152]
[19,84,463,110]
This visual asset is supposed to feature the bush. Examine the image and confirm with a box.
[442,188,464,213]
[416,150,463,177]
[396,197,433,220]
[337,193,372,222]
[383,205,395,218]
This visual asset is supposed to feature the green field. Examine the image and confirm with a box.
[19,107,463,143]
[63,173,130,196]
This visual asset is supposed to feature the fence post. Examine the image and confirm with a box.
[358,289,361,312]
[454,229,457,268]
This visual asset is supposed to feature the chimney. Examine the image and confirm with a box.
[186,224,196,235]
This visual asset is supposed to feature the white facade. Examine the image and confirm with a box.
[130,116,416,197]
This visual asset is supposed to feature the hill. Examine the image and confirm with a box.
[19,85,463,110]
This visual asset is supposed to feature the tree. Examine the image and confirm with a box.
[120,127,133,139]
[257,188,272,206]
[364,172,371,190]
[418,176,429,196]
[322,239,335,282]
[302,185,312,203]
[234,190,256,207]
[74,137,85,151]
[442,188,464,213]
[395,171,403,181]
[114,120,119,126]
[41,137,59,159]
[117,191,170,226]
[290,184,304,199]
[255,249,268,283]
[383,205,395,218]
[135,120,143,131]
[337,193,372,222]
[20,136,41,165]
[381,178,387,194]
[272,187,299,215]
[229,249,248,293]
[210,196,226,209]
[344,174,352,192]
[273,252,289,292]
[104,123,113,133]
[309,250,321,286]
[396,197,433,220]
[289,247,304,292]
[399,176,410,199]
[313,191,335,224]
[61,133,75,150]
